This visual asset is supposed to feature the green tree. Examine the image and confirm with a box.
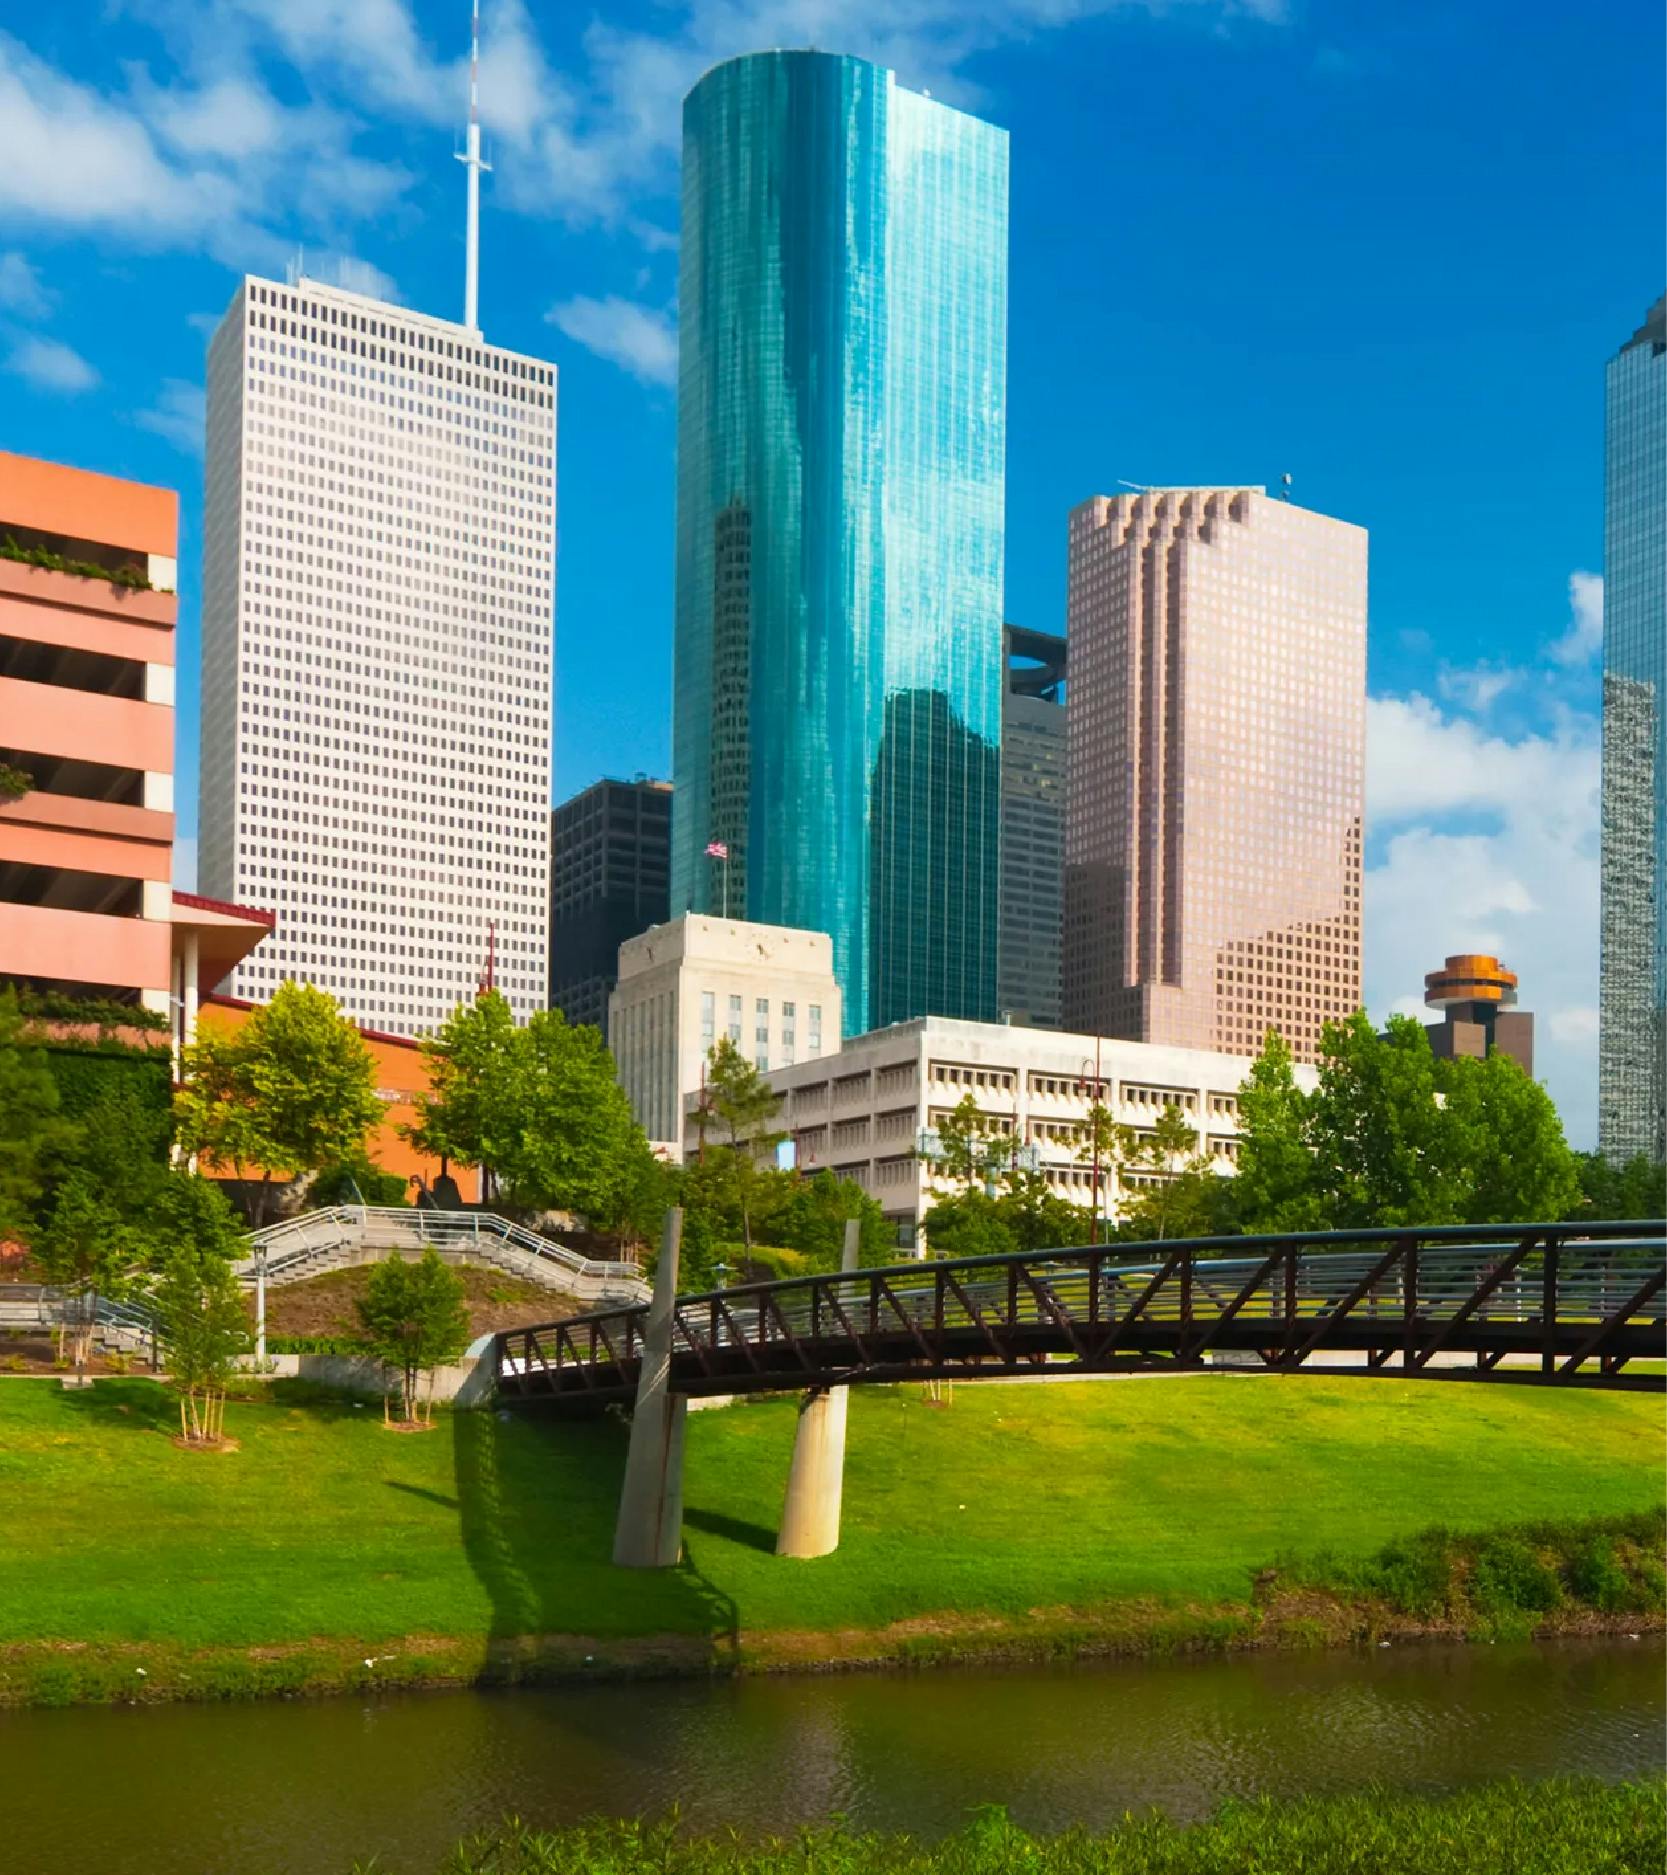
[1305,1013,1464,1228]
[1441,1051,1582,1224]
[760,1167,894,1267]
[34,1173,137,1370]
[1229,1030,1325,1234]
[922,1186,1019,1259]
[498,1010,645,1222]
[0,988,80,1246]
[174,982,383,1224]
[355,1249,471,1426]
[1117,1104,1213,1240]
[1074,1101,1129,1237]
[701,1036,786,1251]
[1569,1151,1666,1221]
[406,990,522,1197]
[153,1244,250,1445]
[928,1092,1015,1190]
[0,761,30,803]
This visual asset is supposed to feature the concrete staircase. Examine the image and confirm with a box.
[234,1206,650,1307]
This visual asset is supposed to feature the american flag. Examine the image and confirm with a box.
[705,840,729,859]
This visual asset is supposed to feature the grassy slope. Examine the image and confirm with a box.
[0,1374,1659,1672]
[263,1264,581,1342]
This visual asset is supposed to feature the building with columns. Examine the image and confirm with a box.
[682,1015,1313,1246]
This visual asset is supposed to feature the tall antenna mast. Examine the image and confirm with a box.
[455,0,490,333]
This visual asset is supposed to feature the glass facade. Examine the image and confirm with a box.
[1599,294,1666,1163]
[673,51,1008,1035]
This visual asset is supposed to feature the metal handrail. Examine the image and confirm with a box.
[237,1205,646,1290]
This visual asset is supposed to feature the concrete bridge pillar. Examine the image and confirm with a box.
[612,1208,687,1569]
[777,1220,860,1559]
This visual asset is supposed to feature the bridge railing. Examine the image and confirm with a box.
[496,1219,1666,1399]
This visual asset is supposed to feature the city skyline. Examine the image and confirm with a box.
[0,0,1659,1141]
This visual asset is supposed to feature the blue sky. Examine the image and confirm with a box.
[0,0,1660,1143]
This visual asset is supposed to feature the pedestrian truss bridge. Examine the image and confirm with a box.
[496,1220,1666,1411]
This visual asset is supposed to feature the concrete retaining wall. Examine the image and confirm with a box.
[247,1338,497,1407]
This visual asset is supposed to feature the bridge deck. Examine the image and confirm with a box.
[494,1221,1667,1411]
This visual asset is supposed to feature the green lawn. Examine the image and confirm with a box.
[0,1372,1659,1670]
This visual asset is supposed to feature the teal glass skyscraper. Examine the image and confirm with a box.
[1599,294,1666,1163]
[673,51,1008,1034]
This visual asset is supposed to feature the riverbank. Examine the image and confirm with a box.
[405,1780,1667,1875]
[1,1372,1660,1707]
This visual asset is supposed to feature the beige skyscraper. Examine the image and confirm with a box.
[1063,487,1365,1063]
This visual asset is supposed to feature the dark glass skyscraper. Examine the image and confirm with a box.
[1599,294,1666,1163]
[673,50,1008,1035]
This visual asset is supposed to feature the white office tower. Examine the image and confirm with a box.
[199,273,556,1032]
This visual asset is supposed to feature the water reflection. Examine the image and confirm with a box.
[0,1640,1659,1875]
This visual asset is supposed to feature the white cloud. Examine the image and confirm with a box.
[309,251,400,303]
[1549,570,1603,666]
[1436,662,1516,713]
[7,333,98,392]
[136,377,206,453]
[1365,691,1601,1146]
[0,251,51,318]
[547,294,677,386]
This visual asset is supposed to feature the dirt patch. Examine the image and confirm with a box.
[0,1332,149,1378]
[170,1436,242,1454]
[381,1419,439,1435]
[262,1263,587,1342]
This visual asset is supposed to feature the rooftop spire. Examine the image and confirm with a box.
[455,0,490,333]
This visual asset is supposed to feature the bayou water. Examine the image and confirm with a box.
[1,1638,1660,1874]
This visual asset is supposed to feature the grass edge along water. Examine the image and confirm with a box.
[369,1780,1667,1875]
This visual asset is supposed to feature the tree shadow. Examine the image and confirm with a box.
[54,1376,176,1433]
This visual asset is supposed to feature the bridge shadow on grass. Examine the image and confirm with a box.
[683,1506,777,1554]
[451,1406,739,1670]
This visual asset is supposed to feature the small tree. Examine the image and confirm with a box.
[355,1249,470,1427]
[1118,1104,1208,1240]
[1442,1051,1582,1224]
[406,990,522,1199]
[154,1246,250,1446]
[1228,1030,1324,1234]
[703,1037,785,1251]
[174,982,383,1223]
[34,1174,137,1371]
[928,1092,1015,1192]
[1075,1100,1130,1236]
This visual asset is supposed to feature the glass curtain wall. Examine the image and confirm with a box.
[673,50,1007,1033]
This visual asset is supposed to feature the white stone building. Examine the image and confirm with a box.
[611,914,842,1150]
[198,273,556,1035]
[680,1015,1316,1246]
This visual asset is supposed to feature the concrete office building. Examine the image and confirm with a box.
[611,914,842,1148]
[1000,625,1067,1028]
[1423,953,1534,1075]
[549,777,671,1032]
[673,50,1008,1034]
[0,449,269,1044]
[1599,294,1665,1163]
[681,1015,1312,1245]
[1063,488,1366,1064]
[198,273,556,1036]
